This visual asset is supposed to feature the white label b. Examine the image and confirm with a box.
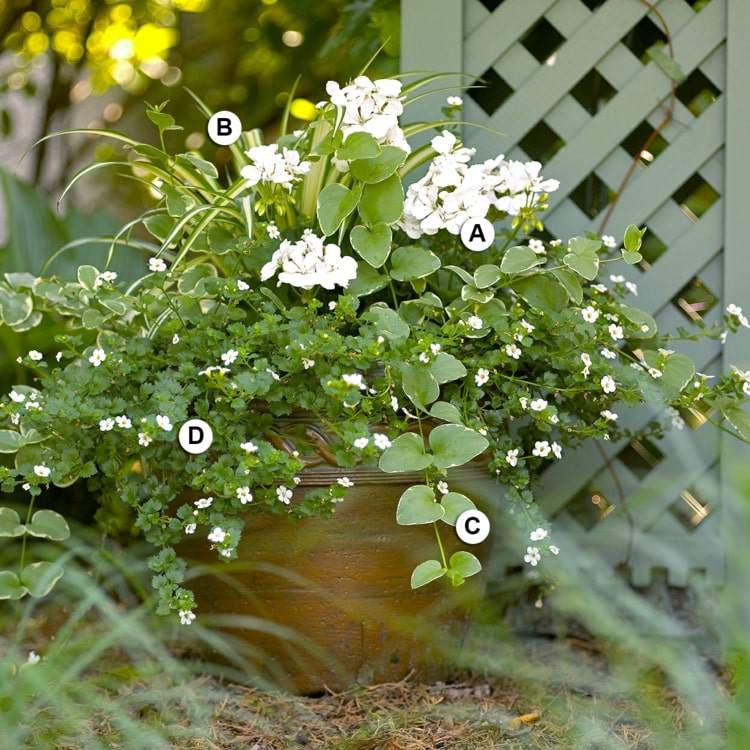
[207,111,242,146]
[178,419,214,454]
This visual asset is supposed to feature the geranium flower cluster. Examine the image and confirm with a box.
[400,130,560,239]
[326,75,410,153]
[240,144,311,191]
[261,229,358,290]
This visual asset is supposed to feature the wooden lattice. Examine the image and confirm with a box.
[402,0,750,585]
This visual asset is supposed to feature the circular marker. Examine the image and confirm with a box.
[460,218,495,252]
[178,419,214,454]
[455,509,491,544]
[207,111,242,146]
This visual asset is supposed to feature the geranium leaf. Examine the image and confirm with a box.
[358,173,403,226]
[396,485,445,525]
[379,433,431,473]
[350,223,392,268]
[410,559,445,589]
[500,246,543,274]
[429,424,488,468]
[390,246,440,281]
[317,183,360,236]
[336,132,381,161]
[350,146,406,184]
[440,492,475,526]
[26,510,70,541]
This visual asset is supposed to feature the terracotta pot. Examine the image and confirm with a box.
[180,420,496,694]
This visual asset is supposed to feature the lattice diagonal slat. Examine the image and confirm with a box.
[402,0,750,586]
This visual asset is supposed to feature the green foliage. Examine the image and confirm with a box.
[0,76,745,623]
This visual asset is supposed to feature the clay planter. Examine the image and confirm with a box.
[180,420,495,694]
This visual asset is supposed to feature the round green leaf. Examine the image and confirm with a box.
[350,146,407,184]
[723,405,750,441]
[474,264,502,289]
[177,263,218,296]
[390,246,441,282]
[619,303,657,338]
[512,274,567,315]
[661,353,695,398]
[563,249,599,280]
[448,550,482,579]
[500,246,543,275]
[0,430,23,454]
[0,287,33,327]
[348,264,388,297]
[336,132,381,161]
[429,352,466,384]
[551,268,583,305]
[410,559,445,589]
[0,570,27,600]
[429,401,463,424]
[317,183,360,236]
[76,265,99,291]
[429,425,488,469]
[350,223,392,268]
[401,364,440,409]
[358,173,403,226]
[0,507,24,537]
[624,224,645,253]
[396,485,445,525]
[21,561,64,598]
[26,510,70,541]
[362,303,410,343]
[379,433,431,473]
[440,492,476,526]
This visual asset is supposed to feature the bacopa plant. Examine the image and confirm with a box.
[0,75,747,622]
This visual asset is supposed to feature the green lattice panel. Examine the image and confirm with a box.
[402,0,750,586]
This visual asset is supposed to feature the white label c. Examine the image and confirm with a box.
[455,509,491,544]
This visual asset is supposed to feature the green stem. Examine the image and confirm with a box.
[433,522,448,569]
[19,495,36,574]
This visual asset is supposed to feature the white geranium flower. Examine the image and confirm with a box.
[532,441,551,458]
[88,348,106,367]
[326,76,410,153]
[236,486,253,504]
[99,418,115,432]
[530,398,548,412]
[475,368,490,386]
[505,448,519,467]
[221,349,239,366]
[156,415,173,432]
[600,375,617,394]
[148,257,167,273]
[240,144,310,191]
[261,231,357,290]
[581,306,599,323]
[373,433,391,450]
[276,485,293,504]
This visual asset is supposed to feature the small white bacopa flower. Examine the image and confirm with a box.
[240,440,258,453]
[236,486,253,504]
[353,437,369,449]
[138,432,152,447]
[608,324,624,341]
[194,497,213,509]
[601,234,616,248]
[530,398,548,412]
[532,441,551,458]
[530,527,548,541]
[88,348,106,367]
[600,375,617,394]
[185,523,197,535]
[115,415,132,429]
[373,433,391,450]
[505,344,522,360]
[601,410,619,422]
[34,464,51,478]
[208,527,226,543]
[28,350,43,361]
[276,485,293,504]
[221,349,239,366]
[475,368,490,387]
[581,306,599,323]
[99,418,115,432]
[337,477,354,488]
[342,373,366,390]
[178,610,196,625]
[581,353,592,378]
[505,448,519,467]
[148,257,167,273]
[524,546,541,566]
[9,390,25,403]
[467,315,484,330]
[156,415,173,431]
